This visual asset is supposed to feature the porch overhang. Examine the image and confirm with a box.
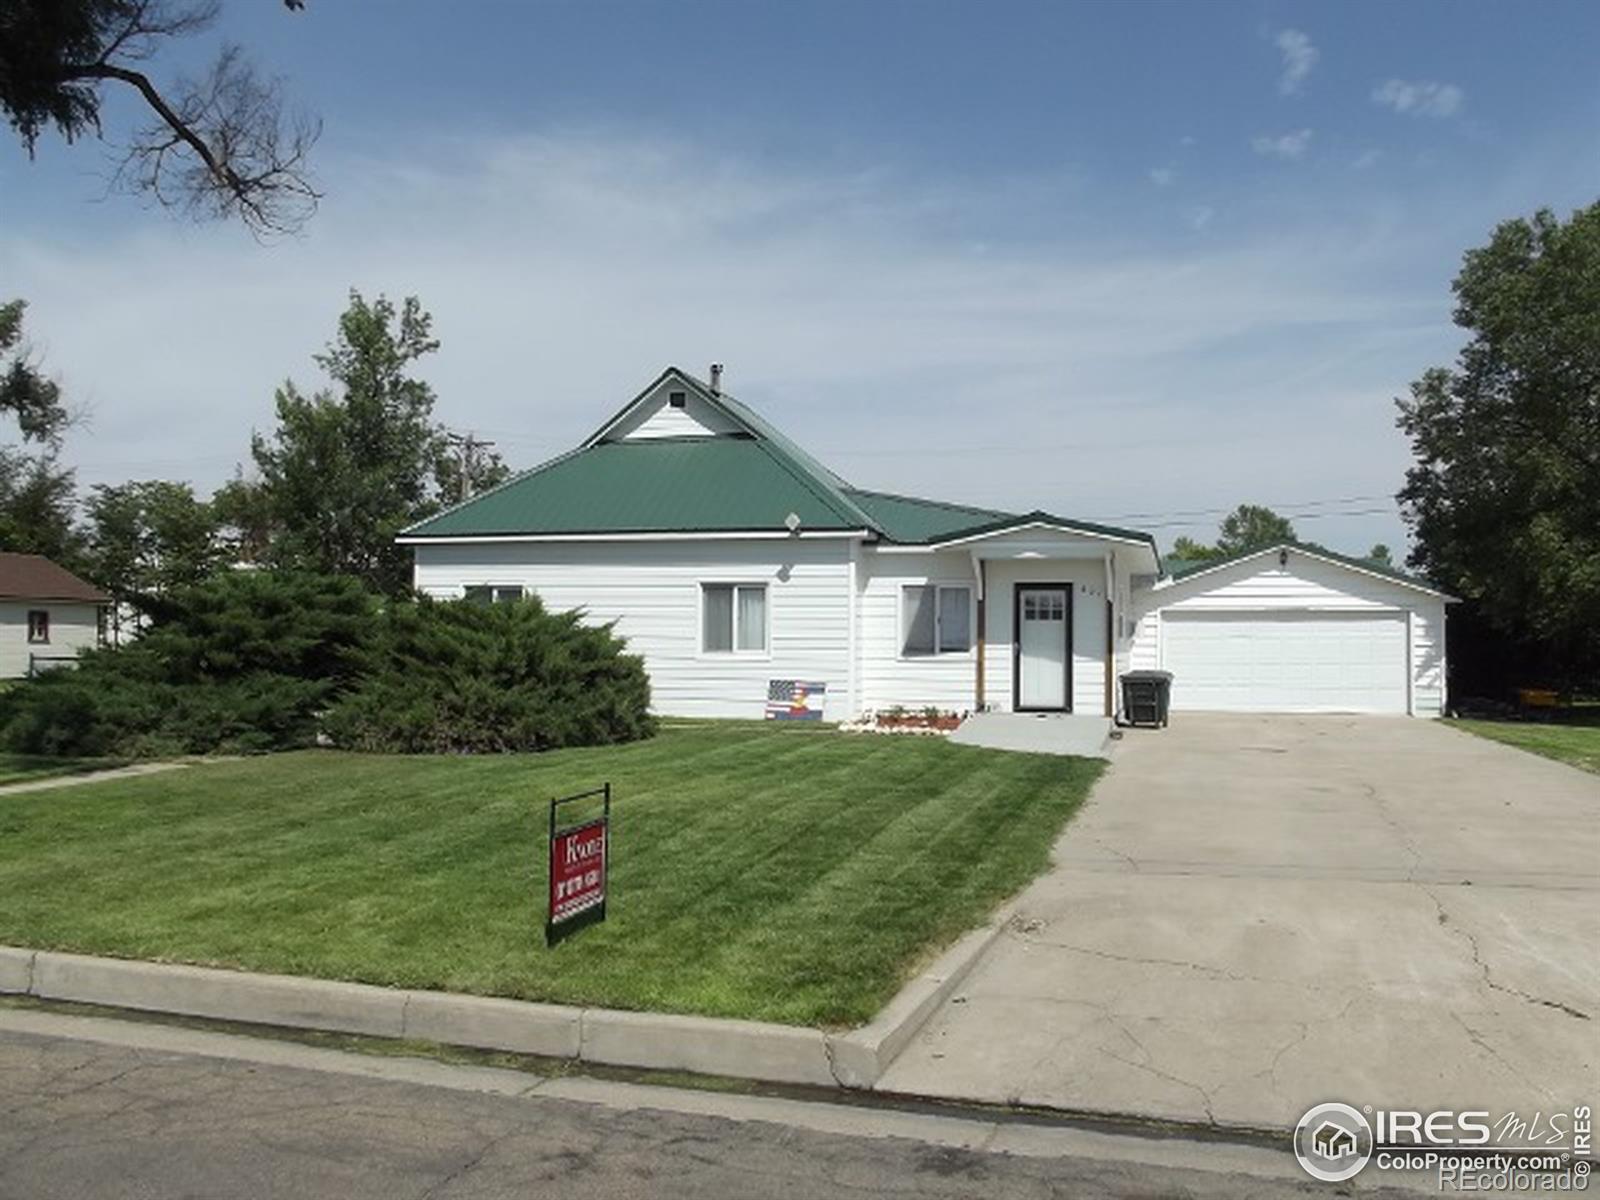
[891,517,1160,576]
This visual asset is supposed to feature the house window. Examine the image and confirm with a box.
[668,390,687,409]
[26,610,49,644]
[901,585,972,656]
[702,583,766,653]
[463,585,523,606]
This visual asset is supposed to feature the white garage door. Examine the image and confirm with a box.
[1162,611,1408,714]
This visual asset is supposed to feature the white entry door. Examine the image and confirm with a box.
[1162,611,1409,713]
[1016,587,1070,710]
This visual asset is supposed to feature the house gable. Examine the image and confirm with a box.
[601,375,744,442]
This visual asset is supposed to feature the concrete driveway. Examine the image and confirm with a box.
[879,715,1599,1129]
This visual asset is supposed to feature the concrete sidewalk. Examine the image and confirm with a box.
[949,713,1113,758]
[881,715,1600,1128]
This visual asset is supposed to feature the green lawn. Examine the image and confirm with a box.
[0,754,130,787]
[0,724,1100,1027]
[1453,718,1600,775]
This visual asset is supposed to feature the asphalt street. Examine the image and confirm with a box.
[0,1009,1415,1200]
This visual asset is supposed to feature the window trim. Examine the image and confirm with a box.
[26,609,49,645]
[897,582,975,660]
[698,580,771,658]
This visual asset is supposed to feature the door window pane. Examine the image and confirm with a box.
[939,587,971,652]
[902,585,936,655]
[736,585,766,651]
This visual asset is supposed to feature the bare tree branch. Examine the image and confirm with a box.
[2,0,319,235]
[72,45,321,236]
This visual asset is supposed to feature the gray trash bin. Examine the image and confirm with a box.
[1120,670,1173,728]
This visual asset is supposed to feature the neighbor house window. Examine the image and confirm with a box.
[26,610,48,644]
[901,585,971,656]
[463,585,523,606]
[702,583,766,653]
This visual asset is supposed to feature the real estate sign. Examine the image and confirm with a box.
[546,785,609,944]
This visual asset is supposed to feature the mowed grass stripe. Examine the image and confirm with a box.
[0,725,1100,1026]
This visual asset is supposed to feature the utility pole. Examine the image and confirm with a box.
[445,431,496,504]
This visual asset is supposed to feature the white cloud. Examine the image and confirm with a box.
[1148,166,1176,187]
[1251,129,1313,160]
[1275,29,1319,95]
[1371,79,1464,118]
[1352,149,1382,170]
[1185,205,1216,231]
[4,129,1449,551]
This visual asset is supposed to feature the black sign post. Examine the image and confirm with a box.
[546,783,610,946]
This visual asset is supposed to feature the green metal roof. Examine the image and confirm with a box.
[842,489,1016,544]
[1165,541,1451,595]
[403,366,1161,552]
[403,437,867,537]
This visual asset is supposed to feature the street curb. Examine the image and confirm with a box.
[0,918,1009,1090]
[826,903,1016,1087]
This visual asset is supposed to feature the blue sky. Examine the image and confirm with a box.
[5,0,1599,553]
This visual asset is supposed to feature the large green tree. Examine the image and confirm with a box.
[0,300,79,563]
[84,479,225,605]
[0,0,317,235]
[1170,504,1298,561]
[248,291,507,595]
[1215,504,1297,555]
[1397,203,1600,683]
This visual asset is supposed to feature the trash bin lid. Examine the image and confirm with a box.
[1120,670,1173,682]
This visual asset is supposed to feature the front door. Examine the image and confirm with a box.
[1015,585,1071,711]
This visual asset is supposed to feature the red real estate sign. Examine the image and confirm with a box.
[549,817,607,926]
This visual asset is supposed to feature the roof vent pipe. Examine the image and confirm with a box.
[709,363,723,395]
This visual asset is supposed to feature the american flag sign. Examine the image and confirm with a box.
[766,679,826,721]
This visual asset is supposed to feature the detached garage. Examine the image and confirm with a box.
[1130,544,1453,717]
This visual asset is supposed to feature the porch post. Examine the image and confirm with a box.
[1103,551,1115,718]
[973,554,987,711]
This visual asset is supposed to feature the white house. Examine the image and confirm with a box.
[0,552,109,678]
[401,368,1452,721]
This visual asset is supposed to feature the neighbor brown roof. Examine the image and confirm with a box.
[0,553,109,603]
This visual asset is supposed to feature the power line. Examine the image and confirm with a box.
[1128,506,1398,531]
[1097,495,1395,522]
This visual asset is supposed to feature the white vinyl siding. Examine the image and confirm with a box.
[1132,550,1449,717]
[856,550,978,713]
[414,539,850,720]
[0,601,101,679]
[606,379,743,441]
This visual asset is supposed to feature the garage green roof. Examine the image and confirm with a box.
[401,366,1160,551]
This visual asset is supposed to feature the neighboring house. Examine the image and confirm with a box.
[0,552,109,678]
[401,367,1452,721]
